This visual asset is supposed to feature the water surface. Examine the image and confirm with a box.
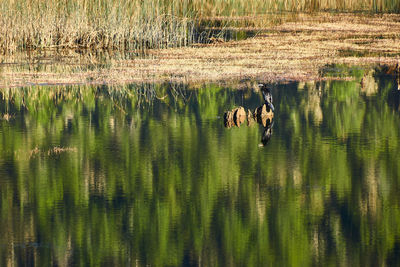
[0,74,399,266]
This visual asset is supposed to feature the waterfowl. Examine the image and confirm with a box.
[258,84,275,112]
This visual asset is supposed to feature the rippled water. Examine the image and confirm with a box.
[0,74,399,266]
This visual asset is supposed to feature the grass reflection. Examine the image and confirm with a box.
[0,74,399,266]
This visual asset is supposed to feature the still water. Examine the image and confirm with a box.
[0,73,399,266]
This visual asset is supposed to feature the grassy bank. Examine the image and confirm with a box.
[1,13,399,87]
[0,0,400,53]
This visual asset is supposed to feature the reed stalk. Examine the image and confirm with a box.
[0,0,399,53]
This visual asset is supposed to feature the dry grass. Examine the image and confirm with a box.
[0,0,399,53]
[0,13,399,87]
[1,113,14,121]
[0,0,195,53]
[48,147,78,156]
[14,146,78,160]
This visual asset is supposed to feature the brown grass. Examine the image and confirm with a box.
[0,0,399,53]
[1,113,14,121]
[0,13,399,87]
[14,146,78,160]
[0,0,196,52]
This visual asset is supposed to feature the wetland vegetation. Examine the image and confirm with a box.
[1,0,400,266]
[0,0,399,53]
[1,11,400,87]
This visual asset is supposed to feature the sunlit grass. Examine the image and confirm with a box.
[0,0,399,53]
[0,12,399,87]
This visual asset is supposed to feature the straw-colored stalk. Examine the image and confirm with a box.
[0,0,399,53]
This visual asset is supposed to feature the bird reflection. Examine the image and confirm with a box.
[260,119,274,146]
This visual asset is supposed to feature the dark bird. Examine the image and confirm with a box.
[258,84,275,112]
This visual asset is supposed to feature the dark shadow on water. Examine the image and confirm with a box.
[193,27,257,44]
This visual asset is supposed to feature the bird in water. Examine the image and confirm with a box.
[258,84,275,112]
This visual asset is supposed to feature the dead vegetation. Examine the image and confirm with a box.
[48,147,78,156]
[1,113,14,121]
[0,13,399,87]
[14,146,78,160]
[224,104,274,128]
[1,0,398,53]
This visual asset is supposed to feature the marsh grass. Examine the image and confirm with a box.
[2,12,400,87]
[0,0,196,53]
[0,0,400,53]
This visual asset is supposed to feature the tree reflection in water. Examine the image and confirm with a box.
[0,68,399,266]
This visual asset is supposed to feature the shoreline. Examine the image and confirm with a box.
[0,13,399,88]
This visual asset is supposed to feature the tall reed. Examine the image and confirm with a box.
[0,0,196,53]
[0,0,399,53]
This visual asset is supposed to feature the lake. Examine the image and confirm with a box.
[0,71,399,266]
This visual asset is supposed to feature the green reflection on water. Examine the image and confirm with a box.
[0,74,400,266]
